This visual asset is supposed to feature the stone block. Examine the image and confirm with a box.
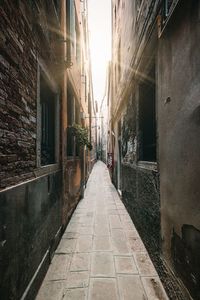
[56,238,77,254]
[134,252,157,276]
[118,275,147,300]
[70,253,90,271]
[109,214,122,228]
[91,252,115,277]
[89,278,119,300]
[75,235,93,253]
[63,288,87,300]
[141,277,169,300]
[36,280,65,300]
[45,254,71,281]
[93,236,112,251]
[66,271,89,289]
[128,236,146,252]
[114,256,138,274]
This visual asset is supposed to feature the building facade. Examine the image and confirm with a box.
[0,0,95,299]
[109,0,200,299]
[99,63,111,164]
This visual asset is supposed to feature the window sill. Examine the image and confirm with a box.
[34,163,60,177]
[67,156,80,161]
[137,161,157,171]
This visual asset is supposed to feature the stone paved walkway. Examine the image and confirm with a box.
[36,161,168,300]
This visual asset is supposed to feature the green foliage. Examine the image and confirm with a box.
[70,123,93,151]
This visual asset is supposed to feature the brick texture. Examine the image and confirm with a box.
[0,1,38,189]
[0,1,62,189]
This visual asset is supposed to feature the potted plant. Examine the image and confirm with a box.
[69,123,93,151]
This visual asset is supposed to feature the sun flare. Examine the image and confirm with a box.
[88,0,111,103]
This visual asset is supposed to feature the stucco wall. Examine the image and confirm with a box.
[158,1,200,298]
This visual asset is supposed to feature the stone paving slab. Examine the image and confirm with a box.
[65,271,89,289]
[36,161,168,300]
[114,256,138,274]
[91,252,115,277]
[118,275,147,300]
[63,288,88,300]
[89,278,119,300]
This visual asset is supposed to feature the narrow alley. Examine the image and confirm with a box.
[36,161,168,300]
[1,1,200,299]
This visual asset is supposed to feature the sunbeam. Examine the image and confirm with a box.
[88,0,111,103]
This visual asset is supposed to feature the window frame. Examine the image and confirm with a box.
[137,63,157,165]
[66,86,81,159]
[36,60,60,169]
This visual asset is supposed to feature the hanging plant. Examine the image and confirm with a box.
[69,123,93,151]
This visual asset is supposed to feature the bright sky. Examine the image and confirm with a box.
[88,0,111,105]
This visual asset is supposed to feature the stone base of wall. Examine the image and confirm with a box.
[115,162,188,300]
[121,162,160,258]
[0,171,62,300]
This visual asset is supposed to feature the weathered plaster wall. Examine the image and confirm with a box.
[0,171,62,300]
[158,1,200,298]
[111,1,191,297]
[120,89,187,299]
[121,92,161,266]
[62,158,82,226]
[111,0,200,299]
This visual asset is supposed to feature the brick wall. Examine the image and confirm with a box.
[0,1,38,189]
[0,1,62,190]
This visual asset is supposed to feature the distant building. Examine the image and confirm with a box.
[0,1,95,299]
[99,63,111,163]
[108,0,200,299]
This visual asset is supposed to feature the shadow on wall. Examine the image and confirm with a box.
[171,225,200,300]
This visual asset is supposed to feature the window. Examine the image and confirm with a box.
[138,64,156,162]
[66,0,80,62]
[163,0,173,17]
[75,14,81,64]
[115,64,117,93]
[136,0,142,14]
[118,39,121,82]
[67,89,75,156]
[118,119,121,138]
[40,72,57,166]
[66,0,75,61]
[114,5,116,27]
[53,0,60,16]
[158,0,180,37]
[85,75,87,102]
[53,0,58,10]
[67,88,80,157]
[75,104,80,156]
